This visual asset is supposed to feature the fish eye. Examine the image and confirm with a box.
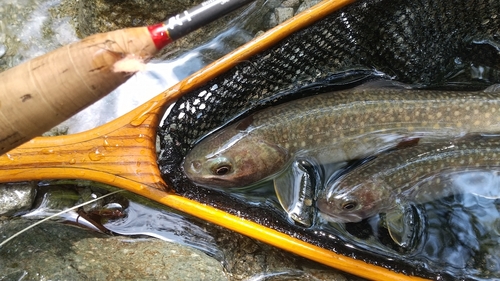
[213,164,232,176]
[341,201,358,211]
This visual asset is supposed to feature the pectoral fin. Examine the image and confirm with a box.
[274,159,317,227]
[384,201,418,250]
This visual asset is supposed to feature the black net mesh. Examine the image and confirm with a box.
[157,0,500,279]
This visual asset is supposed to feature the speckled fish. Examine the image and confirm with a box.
[183,86,500,192]
[317,137,500,224]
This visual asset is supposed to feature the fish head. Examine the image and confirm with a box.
[317,177,390,223]
[183,125,288,189]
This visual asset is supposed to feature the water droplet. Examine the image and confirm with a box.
[5,153,14,161]
[41,149,54,154]
[103,138,118,151]
[69,158,76,165]
[135,134,146,143]
[88,147,105,161]
[130,114,148,126]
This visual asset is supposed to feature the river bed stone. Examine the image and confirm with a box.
[0,219,228,281]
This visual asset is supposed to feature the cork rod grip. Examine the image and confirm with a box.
[0,27,159,155]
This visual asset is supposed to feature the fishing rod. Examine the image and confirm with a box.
[0,0,256,156]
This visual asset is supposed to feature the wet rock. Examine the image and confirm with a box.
[282,0,301,9]
[274,7,294,24]
[0,182,36,216]
[296,0,322,14]
[0,219,228,281]
[76,0,194,36]
[0,0,79,71]
[205,223,365,281]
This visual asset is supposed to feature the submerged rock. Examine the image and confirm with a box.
[0,219,228,281]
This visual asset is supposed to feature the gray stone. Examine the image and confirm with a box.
[0,0,79,71]
[0,219,228,281]
[0,182,36,216]
[296,0,322,14]
[206,223,364,281]
[76,0,194,37]
[282,0,301,8]
[274,7,294,24]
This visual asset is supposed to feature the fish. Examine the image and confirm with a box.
[183,86,500,191]
[316,137,500,225]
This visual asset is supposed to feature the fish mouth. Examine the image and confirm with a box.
[183,170,240,189]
